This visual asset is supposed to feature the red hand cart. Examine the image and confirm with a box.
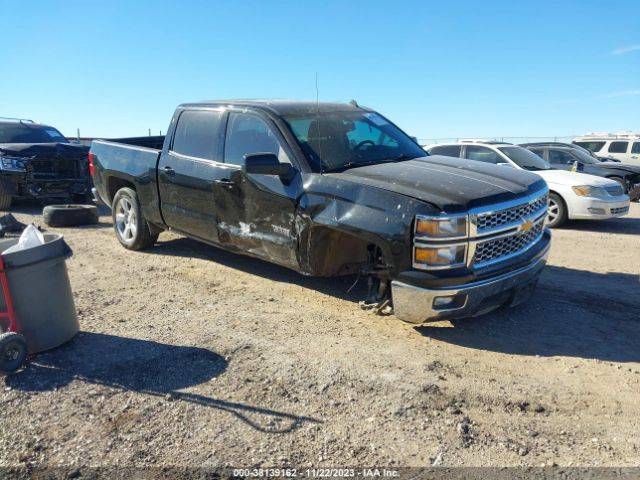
[0,254,29,374]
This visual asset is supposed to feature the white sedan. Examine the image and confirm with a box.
[425,142,630,227]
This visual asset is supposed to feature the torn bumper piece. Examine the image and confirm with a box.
[391,244,550,323]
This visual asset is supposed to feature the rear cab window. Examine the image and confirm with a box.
[171,110,223,160]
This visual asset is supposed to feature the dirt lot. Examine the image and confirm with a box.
[1,202,639,469]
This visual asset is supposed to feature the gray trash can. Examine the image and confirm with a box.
[0,234,78,354]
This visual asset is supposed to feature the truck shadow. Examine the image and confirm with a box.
[561,216,640,235]
[5,332,318,433]
[416,266,640,362]
[151,236,368,302]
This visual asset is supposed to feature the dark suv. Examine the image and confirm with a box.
[0,119,92,209]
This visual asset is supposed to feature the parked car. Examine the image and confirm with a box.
[522,144,640,201]
[573,133,640,165]
[90,100,551,324]
[0,118,92,209]
[519,141,617,162]
[425,142,630,227]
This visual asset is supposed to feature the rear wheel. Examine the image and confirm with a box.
[112,187,158,250]
[546,192,567,228]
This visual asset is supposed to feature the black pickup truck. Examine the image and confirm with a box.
[90,100,551,323]
[0,119,92,209]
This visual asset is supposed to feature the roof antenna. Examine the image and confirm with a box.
[349,99,359,108]
[315,72,324,174]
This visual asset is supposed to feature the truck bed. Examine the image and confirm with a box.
[90,138,164,223]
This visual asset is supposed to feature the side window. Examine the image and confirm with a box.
[224,113,290,166]
[631,142,640,154]
[548,150,575,164]
[530,149,545,159]
[608,141,629,154]
[574,141,605,152]
[430,145,462,157]
[464,145,500,164]
[172,110,222,160]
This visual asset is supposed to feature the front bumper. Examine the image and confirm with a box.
[568,195,630,220]
[392,242,550,323]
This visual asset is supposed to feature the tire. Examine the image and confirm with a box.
[43,204,99,227]
[0,184,12,211]
[111,187,158,250]
[0,332,28,374]
[546,192,567,228]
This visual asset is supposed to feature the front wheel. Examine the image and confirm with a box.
[0,332,28,374]
[111,187,158,250]
[546,193,567,228]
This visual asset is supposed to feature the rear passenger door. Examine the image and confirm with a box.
[158,108,225,242]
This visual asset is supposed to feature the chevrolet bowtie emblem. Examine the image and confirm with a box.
[520,219,535,233]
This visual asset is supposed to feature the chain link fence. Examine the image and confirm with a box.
[417,136,576,146]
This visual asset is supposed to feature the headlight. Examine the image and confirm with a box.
[0,155,26,170]
[414,244,466,268]
[572,185,609,198]
[415,215,467,239]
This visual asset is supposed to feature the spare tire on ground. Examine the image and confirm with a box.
[43,204,99,227]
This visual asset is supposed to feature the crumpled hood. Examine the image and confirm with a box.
[0,142,89,158]
[594,162,640,175]
[536,169,620,187]
[328,155,546,212]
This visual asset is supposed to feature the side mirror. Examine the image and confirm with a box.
[497,162,514,168]
[243,153,295,182]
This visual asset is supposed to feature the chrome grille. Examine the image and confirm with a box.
[605,185,624,197]
[611,206,629,214]
[473,221,545,265]
[475,193,548,232]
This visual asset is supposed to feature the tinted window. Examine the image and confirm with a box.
[0,124,68,143]
[224,113,289,166]
[574,141,605,152]
[632,142,640,154]
[430,145,462,157]
[464,145,500,164]
[172,110,222,160]
[548,149,576,164]
[608,141,628,154]
[529,149,545,159]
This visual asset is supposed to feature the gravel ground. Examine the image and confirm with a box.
[1,202,639,469]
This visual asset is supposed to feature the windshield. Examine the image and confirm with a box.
[499,146,552,171]
[284,111,426,172]
[0,124,68,144]
[570,149,599,164]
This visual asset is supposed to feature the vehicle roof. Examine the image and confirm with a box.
[429,141,514,148]
[178,99,371,116]
[0,120,55,129]
[523,145,575,151]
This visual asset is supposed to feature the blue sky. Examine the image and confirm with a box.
[2,0,639,141]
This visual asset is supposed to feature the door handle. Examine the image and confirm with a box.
[163,166,175,175]
[214,179,235,187]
